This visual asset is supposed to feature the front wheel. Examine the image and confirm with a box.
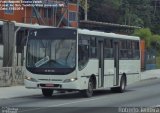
[42,89,54,97]
[81,79,94,98]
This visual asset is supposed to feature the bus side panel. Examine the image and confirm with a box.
[119,60,141,85]
[77,59,98,89]
[104,60,114,87]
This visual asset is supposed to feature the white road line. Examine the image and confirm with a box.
[19,96,108,113]
[49,96,107,107]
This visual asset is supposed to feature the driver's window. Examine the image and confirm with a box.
[78,36,89,70]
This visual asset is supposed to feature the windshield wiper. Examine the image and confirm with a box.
[65,44,74,64]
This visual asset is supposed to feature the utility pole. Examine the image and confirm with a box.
[84,0,88,21]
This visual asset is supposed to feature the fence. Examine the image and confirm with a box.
[144,49,157,70]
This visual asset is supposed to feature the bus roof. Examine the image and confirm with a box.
[77,28,140,41]
[13,21,53,29]
[28,27,140,40]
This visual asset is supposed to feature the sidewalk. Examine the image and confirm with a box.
[0,69,160,99]
[0,86,41,99]
[140,69,160,80]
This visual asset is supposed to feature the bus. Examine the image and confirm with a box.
[24,28,141,97]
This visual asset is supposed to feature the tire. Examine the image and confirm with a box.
[42,89,53,97]
[81,79,94,98]
[117,76,126,93]
[111,76,126,93]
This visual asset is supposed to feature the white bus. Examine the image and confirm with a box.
[24,28,141,97]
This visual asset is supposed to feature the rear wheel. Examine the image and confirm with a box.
[118,76,126,93]
[111,76,126,93]
[42,89,53,97]
[81,79,94,98]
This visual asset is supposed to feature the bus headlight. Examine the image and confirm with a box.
[63,78,77,83]
[25,76,38,82]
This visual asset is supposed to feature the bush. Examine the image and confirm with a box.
[150,35,160,52]
[134,28,152,49]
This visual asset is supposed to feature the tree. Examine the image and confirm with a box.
[150,0,160,34]
[151,35,160,51]
[119,0,152,27]
[134,28,152,49]
[79,0,160,34]
[88,0,120,23]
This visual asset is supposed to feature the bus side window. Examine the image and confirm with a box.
[133,41,140,59]
[90,37,97,58]
[120,40,127,59]
[104,39,113,58]
[127,40,133,59]
[78,37,89,70]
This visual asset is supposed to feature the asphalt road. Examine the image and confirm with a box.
[0,78,160,113]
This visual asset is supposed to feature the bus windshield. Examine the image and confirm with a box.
[26,39,76,74]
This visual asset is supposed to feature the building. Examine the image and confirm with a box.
[0,0,78,27]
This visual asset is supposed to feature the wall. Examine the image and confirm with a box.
[68,3,78,27]
[0,0,25,22]
[0,22,25,87]
[0,67,25,87]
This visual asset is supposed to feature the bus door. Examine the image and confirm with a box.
[113,41,119,86]
[98,40,104,88]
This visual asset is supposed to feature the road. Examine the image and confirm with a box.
[0,78,160,113]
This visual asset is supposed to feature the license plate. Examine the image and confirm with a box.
[45,84,54,87]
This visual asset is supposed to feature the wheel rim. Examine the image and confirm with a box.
[88,81,93,94]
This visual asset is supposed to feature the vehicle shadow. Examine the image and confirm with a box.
[27,89,134,100]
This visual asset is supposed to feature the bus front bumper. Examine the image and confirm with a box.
[24,79,84,90]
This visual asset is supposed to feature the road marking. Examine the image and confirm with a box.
[49,97,107,107]
[19,96,108,112]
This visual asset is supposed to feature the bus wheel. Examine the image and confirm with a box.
[81,79,94,98]
[42,89,53,97]
[111,76,126,93]
[117,76,126,93]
